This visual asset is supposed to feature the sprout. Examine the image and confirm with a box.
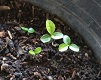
[29,47,42,56]
[59,35,79,52]
[40,19,63,43]
[21,27,35,34]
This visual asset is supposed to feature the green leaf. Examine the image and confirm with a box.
[28,28,35,33]
[34,47,42,54]
[40,34,51,43]
[21,27,28,31]
[51,32,63,39]
[63,35,71,45]
[46,19,55,35]
[29,50,35,55]
[58,43,68,52]
[69,44,79,52]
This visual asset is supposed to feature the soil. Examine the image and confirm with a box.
[0,0,101,80]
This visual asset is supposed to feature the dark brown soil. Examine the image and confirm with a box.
[0,0,101,80]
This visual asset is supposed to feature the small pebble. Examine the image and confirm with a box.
[14,27,21,31]
[34,72,41,77]
[22,78,27,80]
[1,63,9,71]
[47,76,53,80]
[14,72,22,78]
[3,57,7,61]
[6,37,14,49]
[85,53,89,57]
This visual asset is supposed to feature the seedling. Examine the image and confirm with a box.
[21,27,35,33]
[40,19,63,43]
[29,47,42,55]
[59,35,79,52]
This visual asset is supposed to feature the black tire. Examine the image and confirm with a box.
[26,0,101,63]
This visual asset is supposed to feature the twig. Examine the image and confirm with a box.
[97,71,101,77]
[6,53,17,60]
[32,6,34,18]
[7,30,13,39]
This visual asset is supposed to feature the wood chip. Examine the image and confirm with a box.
[52,42,59,47]
[0,31,5,37]
[71,71,76,79]
[10,75,15,80]
[32,39,38,44]
[0,6,10,10]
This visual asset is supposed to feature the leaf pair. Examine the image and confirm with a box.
[21,27,35,33]
[41,19,63,43]
[59,35,79,52]
[29,47,42,55]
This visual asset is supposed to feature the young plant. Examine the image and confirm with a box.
[40,19,63,43]
[21,27,35,33]
[59,35,79,52]
[29,47,42,55]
